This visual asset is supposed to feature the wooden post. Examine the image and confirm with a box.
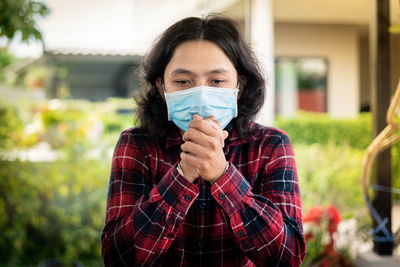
[370,0,393,255]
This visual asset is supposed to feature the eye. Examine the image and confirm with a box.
[174,80,191,85]
[210,79,225,86]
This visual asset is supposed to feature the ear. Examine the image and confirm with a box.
[155,77,167,102]
[156,77,163,94]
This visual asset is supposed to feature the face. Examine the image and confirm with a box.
[159,40,238,93]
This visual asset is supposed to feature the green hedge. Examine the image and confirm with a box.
[0,153,108,266]
[276,112,400,201]
[276,112,372,149]
[0,100,120,265]
[294,143,366,218]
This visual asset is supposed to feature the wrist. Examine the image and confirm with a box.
[209,162,229,184]
[177,163,197,183]
[177,163,184,176]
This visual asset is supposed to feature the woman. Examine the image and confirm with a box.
[101,14,305,266]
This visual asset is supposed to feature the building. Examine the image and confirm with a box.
[8,0,399,120]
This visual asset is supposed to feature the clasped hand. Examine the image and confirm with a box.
[180,114,229,184]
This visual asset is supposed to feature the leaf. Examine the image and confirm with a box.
[0,0,50,43]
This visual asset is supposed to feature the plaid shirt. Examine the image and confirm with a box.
[101,123,305,266]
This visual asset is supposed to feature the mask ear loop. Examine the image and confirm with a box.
[236,80,242,100]
[160,83,171,120]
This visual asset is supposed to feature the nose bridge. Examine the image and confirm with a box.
[193,76,208,88]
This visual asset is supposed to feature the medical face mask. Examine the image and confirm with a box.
[164,85,239,132]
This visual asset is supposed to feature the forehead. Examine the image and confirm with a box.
[165,40,236,76]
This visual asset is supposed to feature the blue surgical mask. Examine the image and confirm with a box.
[164,85,239,131]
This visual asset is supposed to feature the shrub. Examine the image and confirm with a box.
[294,143,367,219]
[0,150,109,266]
[276,112,400,201]
[0,103,38,150]
[276,112,372,149]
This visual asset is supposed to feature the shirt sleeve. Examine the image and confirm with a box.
[210,131,306,266]
[101,130,199,266]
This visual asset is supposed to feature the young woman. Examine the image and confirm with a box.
[101,14,305,266]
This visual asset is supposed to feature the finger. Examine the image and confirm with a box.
[206,116,220,128]
[223,130,229,140]
[182,127,216,148]
[188,118,220,138]
[180,151,202,169]
[204,116,224,146]
[181,140,206,157]
[192,114,203,120]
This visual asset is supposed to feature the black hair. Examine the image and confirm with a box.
[135,13,266,141]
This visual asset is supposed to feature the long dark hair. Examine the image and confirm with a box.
[135,14,266,141]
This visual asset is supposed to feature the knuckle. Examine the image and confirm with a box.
[188,120,196,128]
[185,128,194,137]
[210,138,219,149]
[180,152,186,160]
[196,119,205,128]
[180,143,187,151]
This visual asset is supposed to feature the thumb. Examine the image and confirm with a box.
[223,130,229,140]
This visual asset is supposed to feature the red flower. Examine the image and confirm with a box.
[326,204,341,235]
[305,232,314,242]
[303,205,324,225]
[320,258,331,267]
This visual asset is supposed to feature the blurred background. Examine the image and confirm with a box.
[0,0,399,266]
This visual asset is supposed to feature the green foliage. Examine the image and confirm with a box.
[0,0,50,43]
[295,143,366,219]
[277,112,400,261]
[0,48,14,81]
[392,143,400,195]
[0,49,13,69]
[276,112,372,149]
[0,98,126,265]
[24,65,52,89]
[0,154,108,265]
[0,104,23,149]
[0,103,37,150]
[276,112,400,201]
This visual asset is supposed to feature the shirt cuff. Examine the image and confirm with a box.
[150,163,199,214]
[210,162,251,216]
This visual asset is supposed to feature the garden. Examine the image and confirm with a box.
[1,85,399,266]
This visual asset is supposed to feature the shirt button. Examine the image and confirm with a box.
[237,230,244,238]
[185,195,192,202]
[167,233,174,239]
[200,202,206,209]
[219,193,226,200]
[198,241,205,248]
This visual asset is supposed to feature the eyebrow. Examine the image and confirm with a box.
[170,68,231,76]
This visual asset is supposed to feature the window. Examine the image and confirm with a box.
[275,57,328,116]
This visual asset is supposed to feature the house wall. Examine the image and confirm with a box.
[272,0,369,25]
[274,22,360,117]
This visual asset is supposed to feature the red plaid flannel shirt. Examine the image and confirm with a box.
[101,123,305,266]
